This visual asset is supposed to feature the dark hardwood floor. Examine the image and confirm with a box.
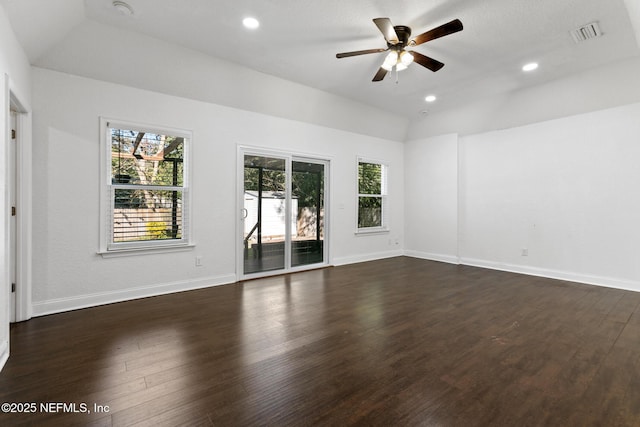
[2,257,640,426]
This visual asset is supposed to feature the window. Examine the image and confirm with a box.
[357,158,387,232]
[100,119,190,252]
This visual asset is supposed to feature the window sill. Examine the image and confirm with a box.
[98,243,195,258]
[355,228,389,236]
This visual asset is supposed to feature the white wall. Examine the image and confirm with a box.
[0,4,32,370]
[404,134,459,264]
[405,101,640,290]
[456,102,640,290]
[31,67,404,315]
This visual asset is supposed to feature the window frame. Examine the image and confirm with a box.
[356,157,389,234]
[99,117,193,254]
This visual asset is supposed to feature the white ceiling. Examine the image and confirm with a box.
[3,0,640,119]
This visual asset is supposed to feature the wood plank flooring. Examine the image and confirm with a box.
[2,257,640,426]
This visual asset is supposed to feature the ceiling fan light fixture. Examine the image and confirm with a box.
[400,51,414,66]
[382,51,398,71]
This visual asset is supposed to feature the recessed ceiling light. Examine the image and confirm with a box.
[243,17,260,29]
[112,1,134,16]
[522,62,539,72]
[425,95,437,103]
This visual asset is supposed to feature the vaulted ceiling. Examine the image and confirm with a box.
[3,0,640,120]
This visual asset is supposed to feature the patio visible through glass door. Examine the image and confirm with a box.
[241,152,327,276]
[243,155,287,275]
[291,160,325,267]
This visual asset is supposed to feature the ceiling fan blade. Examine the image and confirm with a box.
[372,67,388,82]
[411,51,445,72]
[373,18,400,45]
[336,48,387,58]
[412,19,463,46]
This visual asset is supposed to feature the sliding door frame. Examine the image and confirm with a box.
[236,145,330,280]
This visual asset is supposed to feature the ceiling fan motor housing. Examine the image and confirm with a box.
[391,25,412,48]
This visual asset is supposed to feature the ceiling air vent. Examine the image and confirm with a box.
[570,22,602,43]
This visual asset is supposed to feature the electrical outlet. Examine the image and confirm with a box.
[195,256,203,266]
[521,248,528,257]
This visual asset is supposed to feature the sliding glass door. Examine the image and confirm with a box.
[240,149,328,277]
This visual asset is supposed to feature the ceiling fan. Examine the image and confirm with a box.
[336,17,463,82]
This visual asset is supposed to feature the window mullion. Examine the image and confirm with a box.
[111,184,184,192]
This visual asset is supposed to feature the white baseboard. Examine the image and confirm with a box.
[28,256,640,319]
[31,274,237,317]
[404,250,460,265]
[460,257,640,293]
[30,250,403,317]
[0,339,8,373]
[332,249,404,266]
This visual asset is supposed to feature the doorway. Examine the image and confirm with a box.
[9,110,16,322]
[239,149,328,278]
[7,91,31,323]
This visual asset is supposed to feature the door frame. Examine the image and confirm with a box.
[236,145,330,280]
[7,82,32,323]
